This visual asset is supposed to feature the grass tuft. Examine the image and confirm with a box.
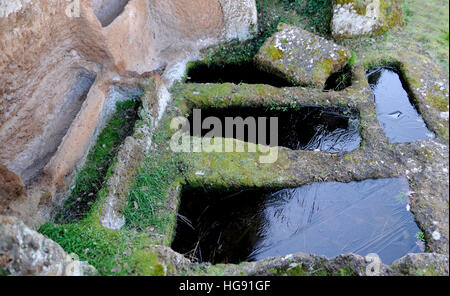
[123,111,186,245]
[38,220,165,275]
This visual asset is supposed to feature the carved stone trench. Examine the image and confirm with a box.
[158,56,449,275]
[1,0,448,276]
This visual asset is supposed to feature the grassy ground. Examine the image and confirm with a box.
[123,111,187,245]
[39,100,170,276]
[401,0,449,72]
[340,0,449,75]
[39,218,165,276]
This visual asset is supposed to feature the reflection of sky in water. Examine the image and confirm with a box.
[172,178,424,265]
[367,67,434,143]
[248,178,422,264]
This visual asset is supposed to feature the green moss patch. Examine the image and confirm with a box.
[263,43,285,60]
[38,220,165,276]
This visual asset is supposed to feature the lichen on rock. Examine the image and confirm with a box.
[332,0,404,38]
[254,23,351,88]
[0,215,97,276]
[391,253,449,276]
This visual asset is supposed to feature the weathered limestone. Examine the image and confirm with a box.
[237,253,449,276]
[181,252,449,276]
[219,0,258,41]
[255,23,351,88]
[0,0,32,18]
[391,253,449,276]
[332,0,404,38]
[0,215,96,276]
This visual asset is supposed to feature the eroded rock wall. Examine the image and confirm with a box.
[0,0,257,226]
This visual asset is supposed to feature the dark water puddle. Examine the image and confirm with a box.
[172,178,424,265]
[367,66,434,143]
[324,65,353,91]
[188,106,361,153]
[185,62,295,87]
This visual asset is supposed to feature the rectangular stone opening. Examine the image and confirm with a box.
[187,106,361,153]
[171,178,424,265]
[185,62,295,87]
[366,66,435,143]
[55,86,142,223]
[324,64,353,91]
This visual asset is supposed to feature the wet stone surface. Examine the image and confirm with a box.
[188,106,361,153]
[172,178,423,265]
[367,66,435,143]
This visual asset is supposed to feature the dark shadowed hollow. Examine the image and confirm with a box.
[171,178,424,265]
[185,62,295,87]
[188,106,361,153]
[367,66,434,143]
[92,0,130,27]
[324,65,353,91]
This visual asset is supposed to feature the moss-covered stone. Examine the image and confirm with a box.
[129,250,165,276]
[172,82,356,115]
[391,253,449,276]
[263,41,284,61]
[255,23,351,88]
[172,61,449,256]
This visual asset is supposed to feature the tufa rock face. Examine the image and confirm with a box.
[219,0,258,41]
[0,215,97,275]
[0,0,257,225]
[254,23,351,88]
[0,165,25,215]
[332,0,404,38]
